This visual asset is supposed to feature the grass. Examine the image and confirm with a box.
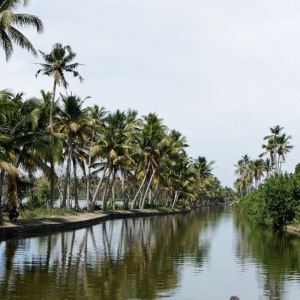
[2,204,189,221]
[3,207,79,220]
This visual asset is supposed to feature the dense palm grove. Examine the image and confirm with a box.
[0,87,234,218]
[0,1,234,223]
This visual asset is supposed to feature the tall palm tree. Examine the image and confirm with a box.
[263,125,284,174]
[249,159,265,189]
[90,110,133,211]
[193,156,215,185]
[55,93,91,208]
[35,43,84,134]
[276,133,293,173]
[36,44,84,206]
[0,0,44,61]
[259,138,275,172]
[263,158,272,178]
[130,113,167,209]
[86,105,107,210]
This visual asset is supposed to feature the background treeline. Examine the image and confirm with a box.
[0,88,234,218]
[233,126,300,227]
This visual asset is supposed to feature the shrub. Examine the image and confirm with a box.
[236,173,300,227]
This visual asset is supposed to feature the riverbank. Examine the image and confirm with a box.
[0,208,190,238]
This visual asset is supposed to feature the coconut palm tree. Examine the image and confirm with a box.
[264,158,272,178]
[0,0,44,61]
[259,138,275,172]
[263,125,284,174]
[276,133,293,173]
[36,44,84,206]
[90,110,133,211]
[130,113,167,209]
[193,156,215,185]
[86,105,107,210]
[249,159,265,189]
[35,43,84,134]
[55,93,91,208]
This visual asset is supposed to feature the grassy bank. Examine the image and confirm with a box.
[2,205,189,221]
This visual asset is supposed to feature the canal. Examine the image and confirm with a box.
[1,207,300,299]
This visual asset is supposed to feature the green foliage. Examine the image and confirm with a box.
[295,163,300,176]
[236,173,300,227]
[26,182,51,209]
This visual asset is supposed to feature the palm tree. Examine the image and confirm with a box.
[86,105,107,210]
[36,45,84,206]
[263,158,272,178]
[263,125,284,174]
[193,156,215,185]
[130,113,167,209]
[276,133,293,173]
[259,138,275,172]
[90,110,133,211]
[55,93,91,208]
[35,43,84,134]
[249,159,265,189]
[0,0,44,61]
[4,95,55,210]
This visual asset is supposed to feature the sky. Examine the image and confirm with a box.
[2,0,300,187]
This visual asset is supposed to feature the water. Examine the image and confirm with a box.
[1,207,300,299]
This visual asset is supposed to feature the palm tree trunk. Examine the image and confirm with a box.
[49,160,55,208]
[49,80,57,207]
[73,159,79,210]
[140,167,156,209]
[0,169,4,225]
[131,161,150,209]
[50,80,56,135]
[172,191,179,209]
[151,182,160,208]
[102,169,115,211]
[121,170,126,208]
[62,135,72,208]
[89,160,109,212]
[86,144,92,211]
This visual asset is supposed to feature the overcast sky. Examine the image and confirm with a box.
[2,0,300,187]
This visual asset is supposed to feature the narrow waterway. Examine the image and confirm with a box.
[1,207,300,300]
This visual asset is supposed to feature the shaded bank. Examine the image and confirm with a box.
[0,208,190,238]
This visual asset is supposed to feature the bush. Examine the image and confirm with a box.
[236,173,300,227]
[26,182,51,209]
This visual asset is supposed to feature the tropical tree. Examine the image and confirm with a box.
[263,158,272,178]
[263,125,284,174]
[130,113,167,209]
[276,133,293,173]
[90,109,133,212]
[86,105,107,210]
[193,156,215,185]
[35,43,84,134]
[54,93,91,208]
[249,159,265,189]
[0,0,44,61]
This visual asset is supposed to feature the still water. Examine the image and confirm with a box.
[1,207,300,300]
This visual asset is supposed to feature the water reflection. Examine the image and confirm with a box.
[233,212,300,300]
[0,208,221,300]
[2,208,300,300]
